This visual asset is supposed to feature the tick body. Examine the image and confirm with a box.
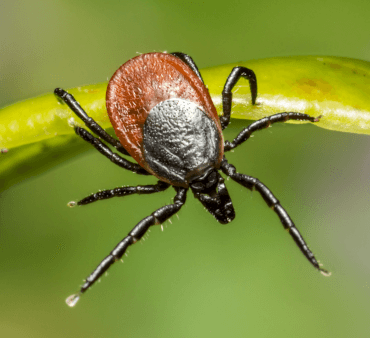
[106,53,223,186]
[55,52,330,307]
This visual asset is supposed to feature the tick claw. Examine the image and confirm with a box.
[66,293,80,307]
[67,201,77,208]
[319,268,331,277]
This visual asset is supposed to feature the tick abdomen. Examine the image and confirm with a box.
[106,53,224,178]
[143,98,221,186]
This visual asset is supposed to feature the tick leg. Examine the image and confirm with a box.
[224,112,321,152]
[171,52,204,83]
[74,181,170,206]
[54,88,130,156]
[220,67,258,130]
[66,187,187,307]
[220,158,329,275]
[74,126,151,175]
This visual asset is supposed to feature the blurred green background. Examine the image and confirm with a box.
[1,0,370,337]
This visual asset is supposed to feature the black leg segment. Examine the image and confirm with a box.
[75,181,170,206]
[171,52,204,83]
[224,112,321,151]
[74,126,150,175]
[54,88,131,156]
[65,187,187,307]
[220,158,329,275]
[220,67,258,130]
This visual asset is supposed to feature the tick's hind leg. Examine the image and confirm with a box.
[224,112,321,152]
[220,66,258,130]
[171,52,204,83]
[72,126,150,175]
[69,181,170,207]
[66,186,188,307]
[54,88,130,156]
[220,158,330,275]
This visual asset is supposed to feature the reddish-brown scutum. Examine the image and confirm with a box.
[106,52,224,185]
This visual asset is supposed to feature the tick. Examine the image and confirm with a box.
[55,52,330,307]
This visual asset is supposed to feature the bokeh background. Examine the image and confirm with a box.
[1,0,370,337]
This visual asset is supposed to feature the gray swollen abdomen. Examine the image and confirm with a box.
[143,98,221,186]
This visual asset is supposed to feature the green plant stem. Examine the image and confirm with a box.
[0,56,369,192]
